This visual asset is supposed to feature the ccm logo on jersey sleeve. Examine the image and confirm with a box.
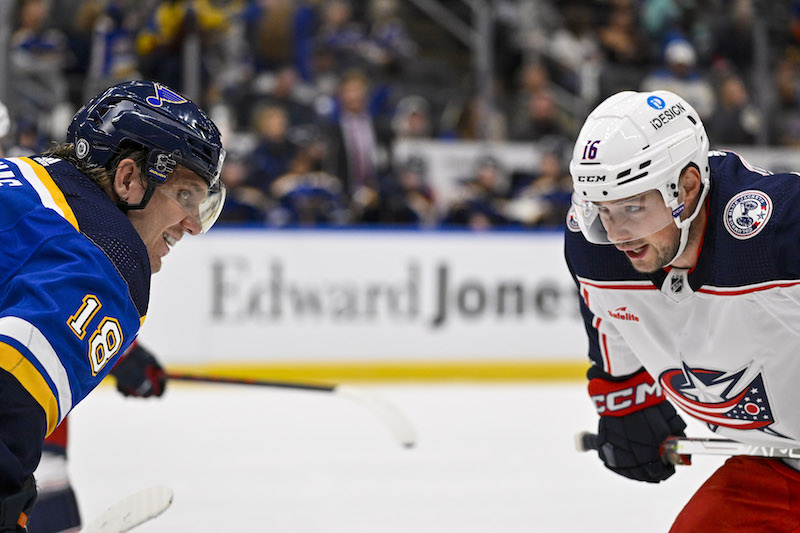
[589,371,664,416]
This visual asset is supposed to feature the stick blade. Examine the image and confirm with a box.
[81,485,173,533]
[335,385,417,448]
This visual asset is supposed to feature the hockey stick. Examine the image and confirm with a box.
[575,431,800,466]
[81,485,173,533]
[166,371,417,448]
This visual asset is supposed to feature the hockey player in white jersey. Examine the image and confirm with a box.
[565,89,800,530]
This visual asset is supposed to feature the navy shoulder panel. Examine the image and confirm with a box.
[34,157,151,317]
[705,151,800,284]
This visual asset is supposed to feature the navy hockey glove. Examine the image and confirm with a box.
[110,343,166,398]
[588,368,686,483]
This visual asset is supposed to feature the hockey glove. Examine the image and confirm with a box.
[110,342,166,398]
[588,368,686,483]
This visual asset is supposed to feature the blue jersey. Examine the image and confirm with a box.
[0,156,149,436]
[565,150,800,447]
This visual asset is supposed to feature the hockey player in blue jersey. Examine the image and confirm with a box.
[0,80,225,531]
[566,90,800,530]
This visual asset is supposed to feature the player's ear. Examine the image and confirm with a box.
[113,158,145,204]
[679,164,702,205]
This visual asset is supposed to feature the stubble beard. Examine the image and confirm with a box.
[629,237,680,274]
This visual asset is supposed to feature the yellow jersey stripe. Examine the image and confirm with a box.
[0,342,60,436]
[14,157,80,231]
[0,316,72,423]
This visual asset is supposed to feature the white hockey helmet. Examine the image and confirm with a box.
[569,90,710,263]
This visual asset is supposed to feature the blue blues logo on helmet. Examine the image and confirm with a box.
[145,83,189,107]
[68,80,226,229]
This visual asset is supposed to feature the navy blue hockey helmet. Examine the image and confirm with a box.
[68,80,226,230]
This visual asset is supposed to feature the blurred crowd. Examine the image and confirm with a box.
[2,0,800,230]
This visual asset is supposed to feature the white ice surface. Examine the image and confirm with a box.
[67,383,724,533]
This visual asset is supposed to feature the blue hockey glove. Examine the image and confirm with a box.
[588,368,686,483]
[110,342,166,398]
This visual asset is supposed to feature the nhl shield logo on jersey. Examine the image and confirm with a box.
[670,274,683,293]
[659,362,785,436]
[724,190,772,240]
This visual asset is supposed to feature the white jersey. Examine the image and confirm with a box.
[565,150,800,448]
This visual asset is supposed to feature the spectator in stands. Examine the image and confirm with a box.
[216,148,267,225]
[442,155,510,230]
[362,0,417,72]
[772,49,800,146]
[82,0,142,101]
[268,139,350,227]
[326,68,390,204]
[9,0,72,139]
[503,150,572,227]
[241,0,317,81]
[507,62,550,120]
[640,39,715,120]
[509,89,571,152]
[708,74,762,145]
[4,119,46,158]
[711,0,755,74]
[546,4,602,101]
[371,155,437,226]
[441,95,507,141]
[250,64,318,128]
[135,0,235,95]
[248,104,298,194]
[315,0,368,73]
[597,0,651,98]
[391,95,433,141]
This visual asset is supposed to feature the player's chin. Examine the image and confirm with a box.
[149,254,163,274]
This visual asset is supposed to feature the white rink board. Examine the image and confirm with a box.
[140,229,586,364]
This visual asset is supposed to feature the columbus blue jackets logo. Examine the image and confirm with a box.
[724,190,772,240]
[660,362,785,437]
[146,83,188,107]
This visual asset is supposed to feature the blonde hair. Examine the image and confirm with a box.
[44,142,148,191]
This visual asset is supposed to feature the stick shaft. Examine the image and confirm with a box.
[166,372,336,393]
[576,431,800,465]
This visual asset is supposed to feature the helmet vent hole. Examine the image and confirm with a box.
[639,160,651,169]
[687,115,697,125]
[617,169,632,179]
[618,171,648,185]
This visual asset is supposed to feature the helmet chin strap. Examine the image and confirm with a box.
[116,180,157,212]
[665,181,709,267]
[666,218,692,267]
